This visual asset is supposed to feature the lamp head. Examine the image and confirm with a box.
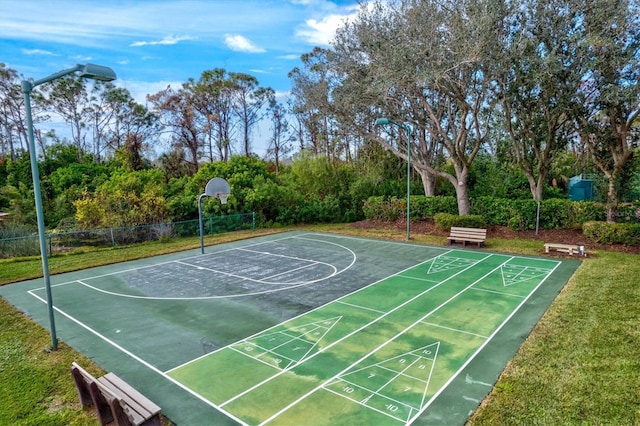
[78,63,116,82]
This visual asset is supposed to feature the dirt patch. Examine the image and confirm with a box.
[350,219,640,255]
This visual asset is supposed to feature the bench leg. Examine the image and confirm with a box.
[71,367,93,407]
[89,381,115,425]
[106,395,134,426]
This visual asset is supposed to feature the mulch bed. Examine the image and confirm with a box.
[349,219,640,256]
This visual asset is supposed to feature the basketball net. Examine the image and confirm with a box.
[217,193,229,204]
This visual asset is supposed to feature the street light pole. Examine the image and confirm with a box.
[375,118,413,241]
[21,64,116,350]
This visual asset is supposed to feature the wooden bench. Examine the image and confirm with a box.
[71,362,161,426]
[447,226,487,247]
[544,242,583,256]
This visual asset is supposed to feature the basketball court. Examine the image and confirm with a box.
[0,231,580,425]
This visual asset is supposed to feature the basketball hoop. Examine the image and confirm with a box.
[217,193,230,205]
[199,177,231,254]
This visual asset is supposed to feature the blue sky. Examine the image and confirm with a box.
[0,0,360,104]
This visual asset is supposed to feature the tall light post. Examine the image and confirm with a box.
[375,118,413,241]
[22,64,116,350]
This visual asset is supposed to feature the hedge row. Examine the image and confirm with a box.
[583,221,640,245]
[363,195,640,230]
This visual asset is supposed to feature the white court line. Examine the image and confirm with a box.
[168,249,456,374]
[337,300,387,315]
[20,232,452,425]
[219,252,490,409]
[420,322,490,339]
[404,259,562,425]
[259,262,330,282]
[469,287,527,298]
[258,254,510,425]
[396,274,443,284]
[323,385,408,423]
[175,259,336,285]
[38,233,305,289]
[69,235,357,300]
[25,289,250,426]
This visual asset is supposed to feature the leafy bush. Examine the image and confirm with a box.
[570,201,607,224]
[583,221,640,245]
[434,213,486,231]
[411,196,457,219]
[471,196,515,225]
[539,198,572,229]
[457,215,487,228]
[507,200,538,231]
[362,196,403,221]
[615,203,640,224]
[364,195,457,221]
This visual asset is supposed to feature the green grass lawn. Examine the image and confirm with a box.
[0,225,638,425]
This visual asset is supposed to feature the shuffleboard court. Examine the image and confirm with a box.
[0,231,580,425]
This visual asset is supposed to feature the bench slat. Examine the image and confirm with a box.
[100,373,161,414]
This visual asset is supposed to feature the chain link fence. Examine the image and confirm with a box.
[0,213,255,258]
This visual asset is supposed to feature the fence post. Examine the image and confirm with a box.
[252,212,256,230]
[110,228,115,246]
[48,234,52,255]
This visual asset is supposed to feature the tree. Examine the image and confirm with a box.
[190,68,236,162]
[573,0,640,221]
[148,85,200,173]
[102,86,158,159]
[230,72,273,156]
[328,0,504,214]
[0,64,27,161]
[288,48,335,156]
[74,169,169,228]
[498,0,581,201]
[40,76,92,162]
[266,99,292,174]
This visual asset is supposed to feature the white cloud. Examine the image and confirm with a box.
[224,34,266,53]
[278,54,301,60]
[130,35,197,47]
[295,8,359,46]
[22,48,58,56]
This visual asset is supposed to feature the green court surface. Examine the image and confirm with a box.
[0,231,580,425]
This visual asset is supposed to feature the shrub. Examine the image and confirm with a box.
[457,215,487,228]
[411,196,458,219]
[616,202,640,224]
[508,200,538,231]
[434,213,456,231]
[539,199,572,229]
[570,201,606,224]
[362,196,404,221]
[434,213,486,231]
[471,196,514,226]
[583,221,640,245]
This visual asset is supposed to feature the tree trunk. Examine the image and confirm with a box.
[455,180,471,216]
[417,168,436,196]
